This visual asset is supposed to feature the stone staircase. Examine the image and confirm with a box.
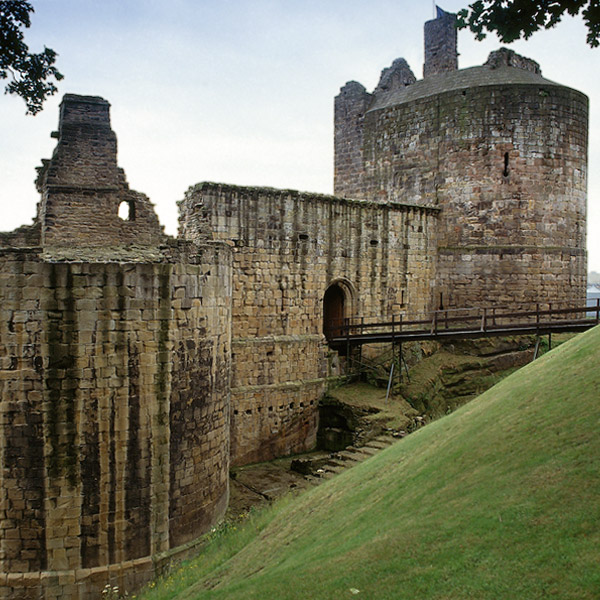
[307,434,398,481]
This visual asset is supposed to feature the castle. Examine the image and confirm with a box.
[0,11,588,599]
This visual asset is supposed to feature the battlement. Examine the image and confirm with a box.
[374,58,416,94]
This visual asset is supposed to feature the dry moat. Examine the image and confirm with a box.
[226,333,562,520]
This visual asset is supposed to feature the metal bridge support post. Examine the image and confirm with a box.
[345,318,350,375]
[401,342,410,382]
[385,360,395,404]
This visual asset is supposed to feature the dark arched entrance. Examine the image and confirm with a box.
[323,284,345,340]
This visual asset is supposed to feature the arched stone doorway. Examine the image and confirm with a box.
[323,279,355,341]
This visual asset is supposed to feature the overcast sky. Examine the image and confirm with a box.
[1,0,598,272]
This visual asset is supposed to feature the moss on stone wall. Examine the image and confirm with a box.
[46,264,79,487]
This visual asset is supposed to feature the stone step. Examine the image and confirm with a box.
[318,470,338,480]
[365,437,395,449]
[337,451,361,462]
[305,434,401,482]
[322,464,345,474]
[353,446,380,457]
[304,475,322,484]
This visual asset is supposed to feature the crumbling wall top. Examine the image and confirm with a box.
[485,48,541,74]
[423,7,458,78]
[58,94,112,129]
[32,93,165,250]
[374,58,416,94]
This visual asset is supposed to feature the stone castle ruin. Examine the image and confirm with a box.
[0,10,588,599]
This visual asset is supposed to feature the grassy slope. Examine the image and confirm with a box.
[141,326,600,600]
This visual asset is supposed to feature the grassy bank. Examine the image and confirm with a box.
[140,325,600,599]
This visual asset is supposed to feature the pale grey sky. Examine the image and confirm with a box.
[1,0,598,271]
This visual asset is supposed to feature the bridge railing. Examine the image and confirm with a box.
[327,299,600,342]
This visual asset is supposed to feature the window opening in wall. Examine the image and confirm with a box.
[503,152,510,177]
[118,200,135,221]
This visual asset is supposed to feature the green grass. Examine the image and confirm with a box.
[140,325,600,600]
[326,380,419,429]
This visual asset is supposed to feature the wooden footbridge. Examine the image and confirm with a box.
[326,300,600,350]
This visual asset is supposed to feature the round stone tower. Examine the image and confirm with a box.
[334,11,588,309]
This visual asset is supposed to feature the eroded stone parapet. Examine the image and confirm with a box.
[374,58,416,94]
[485,47,541,74]
[34,94,164,249]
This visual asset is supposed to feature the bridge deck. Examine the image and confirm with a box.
[327,302,600,348]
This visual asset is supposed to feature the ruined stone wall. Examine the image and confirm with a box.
[35,95,163,248]
[0,244,231,600]
[0,224,41,248]
[0,92,232,599]
[423,10,458,78]
[334,82,372,200]
[179,183,439,465]
[336,66,588,309]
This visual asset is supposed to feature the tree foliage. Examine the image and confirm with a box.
[457,0,600,48]
[0,0,62,114]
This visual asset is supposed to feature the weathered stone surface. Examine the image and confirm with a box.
[179,183,439,465]
[0,97,232,600]
[0,8,590,598]
[423,9,458,78]
[334,9,587,309]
